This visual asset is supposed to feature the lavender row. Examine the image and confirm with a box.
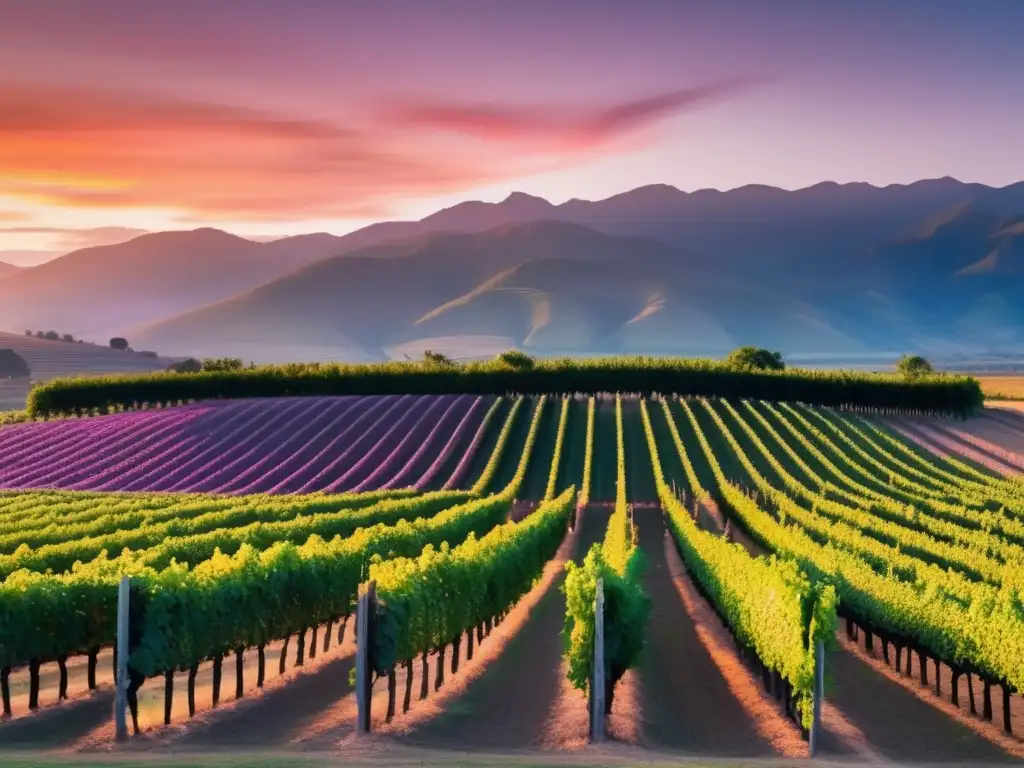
[0,395,493,495]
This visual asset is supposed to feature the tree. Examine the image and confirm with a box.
[62,334,75,343]
[496,349,535,370]
[109,337,129,351]
[167,358,202,373]
[201,357,244,372]
[23,330,31,337]
[423,349,457,367]
[0,349,30,379]
[43,330,60,341]
[724,346,785,371]
[896,354,933,379]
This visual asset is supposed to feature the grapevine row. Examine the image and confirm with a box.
[675,398,1024,694]
[641,399,836,729]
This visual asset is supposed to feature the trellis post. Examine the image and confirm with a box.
[590,578,605,742]
[356,580,376,734]
[114,575,129,742]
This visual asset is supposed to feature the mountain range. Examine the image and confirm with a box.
[4,177,1024,363]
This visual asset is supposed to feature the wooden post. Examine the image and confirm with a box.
[809,639,824,757]
[114,575,129,742]
[356,581,376,735]
[590,578,606,743]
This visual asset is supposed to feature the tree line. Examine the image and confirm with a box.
[24,349,982,417]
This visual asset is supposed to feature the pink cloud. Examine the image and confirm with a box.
[0,225,150,250]
[382,78,760,153]
[0,79,757,221]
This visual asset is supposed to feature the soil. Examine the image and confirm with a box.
[554,398,587,497]
[828,632,1021,763]
[936,416,1024,468]
[590,400,617,503]
[887,418,1020,477]
[453,399,513,491]
[393,506,610,751]
[620,400,658,504]
[631,506,783,757]
[520,398,559,501]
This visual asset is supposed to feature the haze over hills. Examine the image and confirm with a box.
[0,262,20,279]
[0,229,346,338]
[9,177,1024,363]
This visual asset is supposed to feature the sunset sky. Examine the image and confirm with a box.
[2,0,1023,259]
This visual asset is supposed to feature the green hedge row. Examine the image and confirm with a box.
[26,357,983,417]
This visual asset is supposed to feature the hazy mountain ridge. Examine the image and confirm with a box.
[0,229,348,338]
[0,261,20,279]
[8,177,1024,361]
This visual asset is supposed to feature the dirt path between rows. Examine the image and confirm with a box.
[631,506,783,757]
[701,498,1018,763]
[892,417,1023,476]
[827,635,1019,763]
[392,506,610,751]
[885,418,1020,477]
[0,689,114,748]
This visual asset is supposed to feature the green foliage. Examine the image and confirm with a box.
[896,354,934,379]
[544,397,570,500]
[167,358,203,373]
[201,357,245,372]
[678,397,1024,691]
[109,337,129,351]
[0,410,29,425]
[0,490,511,672]
[496,349,535,370]
[578,397,595,506]
[370,487,575,672]
[0,349,30,379]
[0,489,449,580]
[26,355,983,418]
[563,396,649,704]
[642,398,836,728]
[422,349,457,367]
[726,346,785,371]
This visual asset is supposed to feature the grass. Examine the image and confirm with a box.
[977,375,1024,401]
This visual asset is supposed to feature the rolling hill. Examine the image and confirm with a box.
[13,177,1024,363]
[0,330,178,410]
[133,220,873,360]
[0,261,20,279]
[0,229,347,339]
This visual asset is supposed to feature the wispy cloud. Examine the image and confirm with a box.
[0,79,758,222]
[0,225,149,250]
[383,78,760,152]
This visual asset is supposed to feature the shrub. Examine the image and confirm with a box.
[109,337,129,351]
[167,358,203,374]
[25,355,985,418]
[423,349,457,367]
[62,334,75,343]
[496,349,536,370]
[137,350,158,359]
[201,357,244,372]
[0,349,31,379]
[896,354,933,379]
[725,346,785,371]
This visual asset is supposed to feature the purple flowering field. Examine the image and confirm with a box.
[0,394,492,493]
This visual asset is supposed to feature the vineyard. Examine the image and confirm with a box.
[1,392,1023,763]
